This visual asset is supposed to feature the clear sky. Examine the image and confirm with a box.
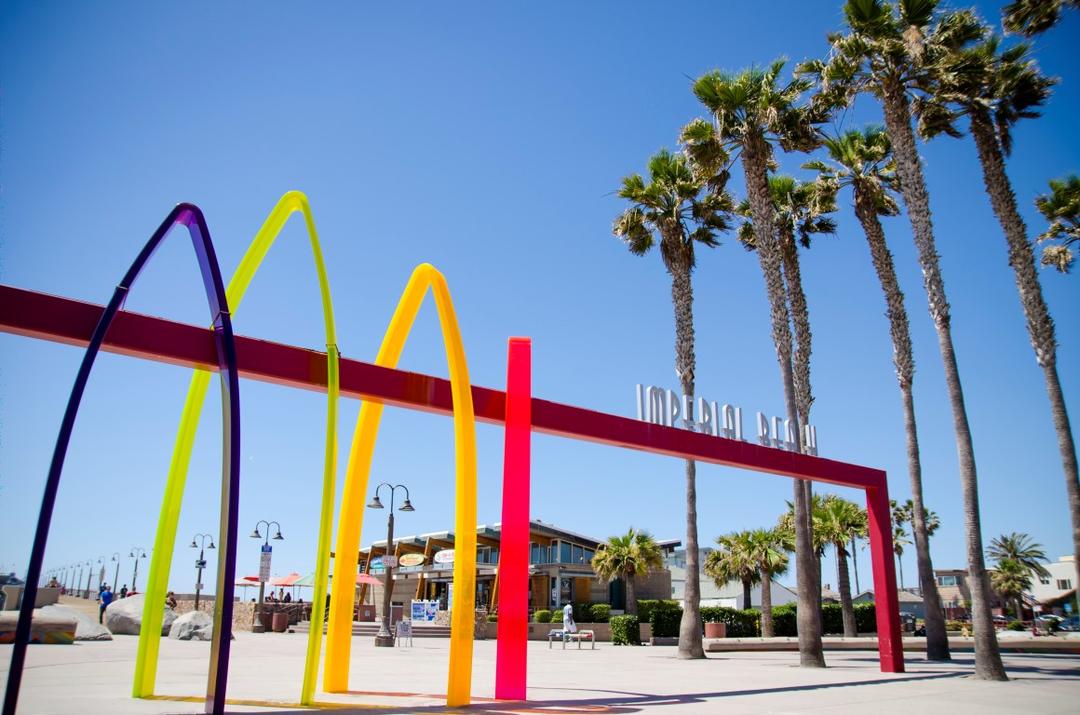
[1,1,1077,597]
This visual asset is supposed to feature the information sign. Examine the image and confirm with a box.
[259,544,272,582]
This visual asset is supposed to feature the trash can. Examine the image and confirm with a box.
[704,622,726,639]
[272,611,289,633]
[258,609,273,632]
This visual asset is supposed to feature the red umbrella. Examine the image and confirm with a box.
[271,572,302,587]
[356,573,381,585]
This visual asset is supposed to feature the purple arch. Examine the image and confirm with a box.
[2,204,241,715]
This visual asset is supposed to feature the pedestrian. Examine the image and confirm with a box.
[562,602,577,639]
[165,591,178,609]
[119,584,128,599]
[99,584,113,624]
[283,592,292,603]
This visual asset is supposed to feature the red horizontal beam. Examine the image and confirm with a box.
[0,283,883,490]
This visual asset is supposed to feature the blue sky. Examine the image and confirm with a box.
[1,1,1077,597]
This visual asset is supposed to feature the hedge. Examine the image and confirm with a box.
[636,599,680,626]
[611,614,640,645]
[700,606,760,637]
[648,600,683,638]
[550,609,564,622]
[487,614,498,622]
[533,610,552,623]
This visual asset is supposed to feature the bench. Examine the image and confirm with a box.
[547,629,595,649]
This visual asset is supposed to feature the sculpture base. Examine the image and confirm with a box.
[374,634,395,647]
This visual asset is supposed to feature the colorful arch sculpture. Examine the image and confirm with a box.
[323,263,478,707]
[132,191,340,707]
[2,205,241,715]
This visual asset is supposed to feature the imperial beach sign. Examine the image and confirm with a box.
[634,384,818,456]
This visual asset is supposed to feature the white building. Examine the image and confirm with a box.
[668,565,798,609]
[1030,555,1076,606]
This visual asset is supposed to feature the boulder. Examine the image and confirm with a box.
[104,594,177,636]
[169,610,213,641]
[0,610,76,644]
[40,605,112,641]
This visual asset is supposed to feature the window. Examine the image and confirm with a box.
[583,548,594,565]
[1040,576,1050,585]
[572,545,584,564]
[560,541,571,564]
[937,575,958,587]
[1057,579,1073,590]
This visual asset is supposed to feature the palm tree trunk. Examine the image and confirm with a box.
[779,225,823,637]
[969,110,1080,613]
[625,574,638,617]
[853,189,950,660]
[851,535,860,594]
[896,551,904,590]
[836,543,857,637]
[760,569,774,638]
[669,256,705,660]
[743,577,753,610]
[741,133,824,667]
[881,79,1005,680]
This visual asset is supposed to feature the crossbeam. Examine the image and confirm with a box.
[0,284,882,489]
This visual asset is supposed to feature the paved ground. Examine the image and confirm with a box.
[2,630,1078,714]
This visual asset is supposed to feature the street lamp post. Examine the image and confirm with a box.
[110,553,121,595]
[250,520,283,633]
[367,482,415,648]
[83,560,94,599]
[190,533,216,610]
[130,548,147,593]
[74,563,83,596]
[95,557,106,592]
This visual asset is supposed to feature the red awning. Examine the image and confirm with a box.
[271,572,302,586]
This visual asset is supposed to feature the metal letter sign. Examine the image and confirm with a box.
[259,545,272,583]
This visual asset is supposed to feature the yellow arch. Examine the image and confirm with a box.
[323,264,477,707]
[134,191,340,706]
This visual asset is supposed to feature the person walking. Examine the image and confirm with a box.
[119,584,128,599]
[562,602,577,640]
[99,584,113,624]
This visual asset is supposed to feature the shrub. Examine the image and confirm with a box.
[533,610,552,623]
[1006,620,1026,631]
[590,603,611,623]
[945,620,966,632]
[550,609,564,622]
[487,614,498,622]
[611,614,640,645]
[649,601,683,638]
[771,604,798,637]
[572,601,598,623]
[854,603,876,633]
[636,599,679,626]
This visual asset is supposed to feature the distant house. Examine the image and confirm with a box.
[1029,556,1077,612]
[668,563,798,609]
[934,568,1008,619]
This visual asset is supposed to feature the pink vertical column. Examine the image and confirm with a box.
[495,337,531,701]
[866,480,904,673]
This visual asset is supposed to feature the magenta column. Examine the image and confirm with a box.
[495,337,532,700]
[866,481,904,673]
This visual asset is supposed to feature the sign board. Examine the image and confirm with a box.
[433,549,455,565]
[448,583,454,614]
[399,553,425,567]
[396,619,412,638]
[635,384,818,456]
[382,555,398,568]
[411,599,439,622]
[196,583,204,590]
[195,559,207,569]
[259,544,272,582]
[1066,602,1073,614]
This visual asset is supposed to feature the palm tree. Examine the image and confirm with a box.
[803,126,950,659]
[591,528,665,617]
[817,496,868,637]
[747,528,790,638]
[989,558,1032,621]
[919,36,1080,615]
[799,0,1004,679]
[1036,175,1080,272]
[893,524,911,590]
[685,58,826,668]
[613,148,733,655]
[1003,0,1079,35]
[705,531,760,609]
[987,533,1051,581]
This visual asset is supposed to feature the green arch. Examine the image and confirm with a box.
[133,191,339,706]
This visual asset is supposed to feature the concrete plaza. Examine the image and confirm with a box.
[2,630,1079,714]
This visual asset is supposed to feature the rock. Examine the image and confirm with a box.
[169,610,213,641]
[0,610,76,644]
[104,594,177,636]
[40,605,112,641]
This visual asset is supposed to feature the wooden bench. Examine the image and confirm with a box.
[547,629,595,649]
